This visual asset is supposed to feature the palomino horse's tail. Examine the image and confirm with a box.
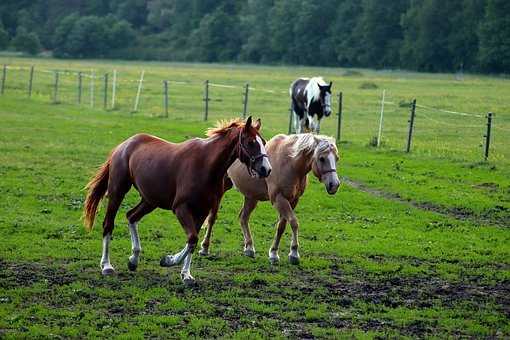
[83,156,111,232]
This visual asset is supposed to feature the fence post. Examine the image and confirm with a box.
[242,83,249,119]
[28,66,34,97]
[406,99,417,153]
[77,72,82,104]
[288,108,293,134]
[484,112,493,161]
[1,65,6,95]
[103,73,108,109]
[377,89,386,147]
[203,80,210,121]
[133,70,145,113]
[163,80,169,118]
[53,71,59,104]
[336,92,343,143]
[111,70,117,109]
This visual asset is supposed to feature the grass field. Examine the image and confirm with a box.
[0,57,509,338]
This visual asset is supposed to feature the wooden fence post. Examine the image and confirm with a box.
[406,99,417,153]
[53,71,59,104]
[377,89,386,147]
[288,108,293,134]
[103,73,108,109]
[203,80,210,121]
[336,92,343,143]
[111,70,117,109]
[163,80,169,118]
[484,112,493,161]
[1,65,6,95]
[133,70,144,113]
[28,66,34,97]
[77,72,82,104]
[242,83,249,119]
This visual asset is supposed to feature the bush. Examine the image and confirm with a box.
[359,82,378,89]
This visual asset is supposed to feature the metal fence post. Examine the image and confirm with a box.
[288,108,293,134]
[133,70,145,113]
[336,92,343,143]
[53,71,59,104]
[28,66,34,97]
[163,80,169,118]
[484,112,493,161]
[203,80,210,121]
[377,89,386,147]
[77,72,82,104]
[1,65,6,95]
[242,83,249,119]
[406,99,417,153]
[111,70,117,109]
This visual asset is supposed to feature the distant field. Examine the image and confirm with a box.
[1,56,509,165]
[0,58,509,338]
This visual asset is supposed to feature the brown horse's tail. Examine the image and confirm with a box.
[83,157,111,232]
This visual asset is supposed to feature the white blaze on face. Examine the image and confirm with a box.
[324,92,332,112]
[256,136,271,172]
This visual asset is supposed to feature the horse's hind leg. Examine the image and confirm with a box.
[100,167,131,275]
[239,197,258,257]
[126,200,155,271]
[199,207,217,256]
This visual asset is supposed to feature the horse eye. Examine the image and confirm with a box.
[319,157,325,162]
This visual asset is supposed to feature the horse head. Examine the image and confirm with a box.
[238,116,272,178]
[311,138,340,194]
[317,81,333,117]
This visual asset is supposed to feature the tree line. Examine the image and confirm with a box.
[0,0,508,73]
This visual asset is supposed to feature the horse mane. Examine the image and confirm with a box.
[304,77,327,107]
[288,133,337,159]
[206,118,245,137]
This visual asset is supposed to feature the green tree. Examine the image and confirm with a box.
[12,27,41,55]
[0,26,8,50]
[478,0,510,73]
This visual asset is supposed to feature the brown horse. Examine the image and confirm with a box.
[83,117,271,285]
[199,133,339,264]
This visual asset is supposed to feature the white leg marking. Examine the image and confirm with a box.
[101,234,115,274]
[269,249,280,264]
[128,222,141,268]
[160,244,190,267]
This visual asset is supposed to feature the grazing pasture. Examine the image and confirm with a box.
[0,58,509,338]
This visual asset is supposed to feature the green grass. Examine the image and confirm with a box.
[0,58,509,338]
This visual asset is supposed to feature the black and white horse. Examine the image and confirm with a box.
[290,77,333,133]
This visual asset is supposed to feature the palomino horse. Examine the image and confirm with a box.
[83,117,271,285]
[199,133,340,264]
[290,77,333,134]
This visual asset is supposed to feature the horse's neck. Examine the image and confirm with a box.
[291,151,314,178]
[205,131,239,181]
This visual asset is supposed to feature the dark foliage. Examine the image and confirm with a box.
[0,0,508,73]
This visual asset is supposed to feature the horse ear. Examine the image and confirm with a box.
[244,116,252,131]
[329,81,332,88]
[253,118,261,131]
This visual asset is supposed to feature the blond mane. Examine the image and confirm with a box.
[288,133,337,158]
[206,118,245,137]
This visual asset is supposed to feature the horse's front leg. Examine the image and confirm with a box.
[160,204,199,286]
[239,197,258,257]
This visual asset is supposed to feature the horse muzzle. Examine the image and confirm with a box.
[322,173,340,194]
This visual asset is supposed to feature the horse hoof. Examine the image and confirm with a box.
[199,248,209,256]
[244,249,256,258]
[269,256,280,265]
[160,255,174,267]
[127,260,138,271]
[288,255,300,265]
[101,267,115,276]
[181,276,196,287]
